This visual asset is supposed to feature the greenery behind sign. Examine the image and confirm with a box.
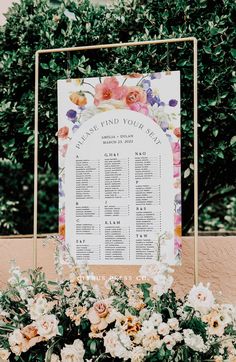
[0,0,235,235]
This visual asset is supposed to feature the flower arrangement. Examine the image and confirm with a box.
[0,241,235,362]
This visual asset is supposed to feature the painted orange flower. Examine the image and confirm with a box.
[57,126,69,139]
[69,92,87,107]
[175,224,182,238]
[59,224,65,238]
[174,127,181,138]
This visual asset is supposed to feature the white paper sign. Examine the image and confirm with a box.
[58,72,181,265]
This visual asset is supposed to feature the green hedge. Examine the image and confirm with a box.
[0,0,235,235]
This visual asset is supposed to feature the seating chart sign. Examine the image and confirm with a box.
[58,72,181,265]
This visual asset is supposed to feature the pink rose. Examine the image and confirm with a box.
[171,142,181,177]
[129,102,149,115]
[57,126,69,139]
[175,214,181,225]
[93,301,109,318]
[94,77,126,106]
[88,300,116,331]
[60,144,68,157]
[59,208,65,224]
[174,237,182,253]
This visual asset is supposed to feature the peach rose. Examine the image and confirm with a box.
[93,301,109,318]
[88,300,116,331]
[125,86,146,106]
[57,126,69,139]
[21,325,38,340]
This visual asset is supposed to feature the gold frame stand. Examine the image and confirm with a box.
[34,37,199,283]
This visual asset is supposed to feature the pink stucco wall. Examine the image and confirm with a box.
[0,236,235,303]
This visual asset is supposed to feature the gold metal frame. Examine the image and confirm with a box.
[34,37,198,283]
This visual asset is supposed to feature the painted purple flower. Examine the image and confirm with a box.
[59,178,65,197]
[66,109,77,122]
[150,72,162,80]
[175,193,181,204]
[72,124,80,133]
[141,79,151,91]
[146,88,161,106]
[160,121,169,132]
[169,99,178,107]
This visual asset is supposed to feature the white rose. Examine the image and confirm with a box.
[104,330,119,357]
[163,335,176,350]
[61,339,85,362]
[130,346,146,362]
[8,329,24,347]
[167,318,179,330]
[183,329,208,352]
[149,312,162,326]
[141,320,156,334]
[142,331,162,352]
[35,314,59,340]
[49,354,60,362]
[157,322,170,336]
[172,332,183,342]
[104,330,130,360]
[8,329,27,355]
[0,348,10,360]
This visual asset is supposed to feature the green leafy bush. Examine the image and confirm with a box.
[0,0,235,235]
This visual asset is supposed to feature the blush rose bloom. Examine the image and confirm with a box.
[88,300,116,331]
[34,314,59,340]
[94,77,127,106]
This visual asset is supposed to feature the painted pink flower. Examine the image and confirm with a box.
[94,77,126,106]
[57,126,69,139]
[175,214,181,225]
[60,144,68,157]
[174,237,182,253]
[59,208,65,224]
[171,142,181,177]
[129,102,149,115]
[125,86,146,106]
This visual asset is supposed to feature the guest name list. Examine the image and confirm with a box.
[65,109,175,265]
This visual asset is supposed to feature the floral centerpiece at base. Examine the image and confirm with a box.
[0,238,235,362]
